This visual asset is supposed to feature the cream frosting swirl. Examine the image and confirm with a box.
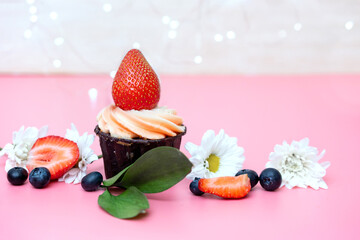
[97,105,185,140]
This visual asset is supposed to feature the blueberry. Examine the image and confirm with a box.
[7,167,28,185]
[81,171,103,191]
[29,167,51,189]
[259,168,282,191]
[236,169,259,189]
[189,177,204,196]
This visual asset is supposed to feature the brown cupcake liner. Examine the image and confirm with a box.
[94,125,186,179]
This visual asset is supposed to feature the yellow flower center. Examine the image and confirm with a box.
[206,154,220,173]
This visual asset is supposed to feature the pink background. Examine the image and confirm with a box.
[0,75,359,240]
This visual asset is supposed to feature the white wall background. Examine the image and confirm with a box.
[1,0,360,75]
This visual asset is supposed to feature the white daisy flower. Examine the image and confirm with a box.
[0,125,48,172]
[58,123,99,184]
[185,129,245,179]
[266,138,330,190]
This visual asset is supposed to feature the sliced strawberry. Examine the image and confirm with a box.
[198,175,251,199]
[112,49,161,111]
[26,136,79,180]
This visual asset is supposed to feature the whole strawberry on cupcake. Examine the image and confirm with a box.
[95,49,186,178]
[112,49,160,111]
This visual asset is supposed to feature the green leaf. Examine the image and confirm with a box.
[98,187,149,219]
[118,146,193,193]
[102,164,132,187]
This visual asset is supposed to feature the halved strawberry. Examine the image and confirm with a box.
[198,175,251,199]
[112,49,161,110]
[26,136,79,180]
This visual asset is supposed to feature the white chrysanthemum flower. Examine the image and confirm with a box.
[185,129,245,179]
[0,125,48,172]
[266,138,330,190]
[58,123,98,184]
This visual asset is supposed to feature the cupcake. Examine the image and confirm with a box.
[95,49,186,178]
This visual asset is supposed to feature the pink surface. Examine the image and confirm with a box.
[0,75,360,240]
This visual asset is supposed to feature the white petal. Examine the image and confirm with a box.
[85,134,95,147]
[213,130,235,156]
[285,182,295,189]
[5,160,17,172]
[282,140,290,148]
[289,139,297,146]
[299,138,309,147]
[281,171,292,182]
[219,146,242,160]
[206,171,217,179]
[214,129,227,146]
[65,124,80,142]
[77,136,87,153]
[308,180,320,190]
[186,166,206,179]
[73,177,81,184]
[201,129,215,150]
[185,142,199,156]
[67,168,81,176]
[82,133,94,149]
[265,161,273,168]
[268,152,276,161]
[22,127,39,141]
[296,182,308,188]
[237,146,244,156]
[64,175,77,184]
[71,123,78,132]
[85,154,98,164]
[288,176,302,188]
[227,136,238,148]
[80,147,90,159]
[65,130,78,143]
[13,126,25,144]
[188,155,204,166]
[214,166,238,177]
[316,150,326,162]
[77,160,85,170]
[79,134,92,151]
[274,144,286,154]
[307,162,326,178]
[73,171,86,184]
[320,161,331,169]
[318,179,328,189]
[0,143,13,156]
[59,169,80,184]
[38,125,48,138]
[266,156,282,169]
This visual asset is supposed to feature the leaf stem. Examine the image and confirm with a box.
[98,154,103,159]
[0,147,2,151]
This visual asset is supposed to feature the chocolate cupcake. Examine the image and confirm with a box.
[95,49,186,179]
[95,106,186,178]
[95,125,186,178]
